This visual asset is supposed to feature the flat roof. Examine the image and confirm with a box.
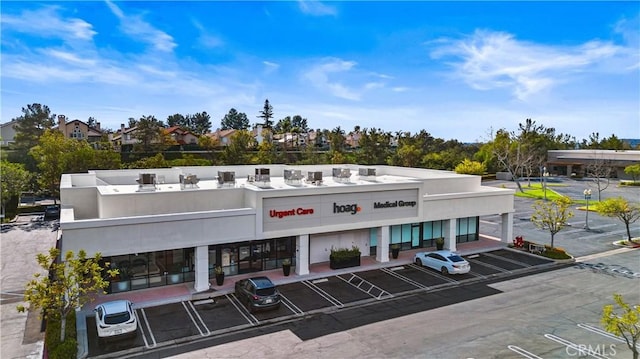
[97,173,423,195]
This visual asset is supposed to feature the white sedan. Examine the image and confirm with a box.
[414,250,470,275]
[95,300,137,339]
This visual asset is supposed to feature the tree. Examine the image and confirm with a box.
[257,99,274,128]
[222,130,255,165]
[12,103,56,150]
[29,130,67,200]
[17,248,116,342]
[221,108,250,130]
[601,293,640,359]
[492,129,535,193]
[585,152,613,201]
[0,160,31,219]
[133,115,164,152]
[190,112,212,135]
[455,159,486,175]
[166,113,188,128]
[597,197,640,241]
[356,128,392,165]
[198,135,220,164]
[624,164,640,183]
[86,117,97,128]
[530,196,574,248]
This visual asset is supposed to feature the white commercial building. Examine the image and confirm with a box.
[59,165,514,294]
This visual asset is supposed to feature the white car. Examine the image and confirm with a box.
[94,300,137,339]
[414,250,470,275]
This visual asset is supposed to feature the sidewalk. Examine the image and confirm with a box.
[85,235,507,311]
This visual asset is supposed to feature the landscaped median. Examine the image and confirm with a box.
[510,236,574,262]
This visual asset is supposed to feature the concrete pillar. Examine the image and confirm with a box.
[444,219,457,252]
[193,245,210,292]
[376,226,390,263]
[296,234,310,275]
[501,212,514,243]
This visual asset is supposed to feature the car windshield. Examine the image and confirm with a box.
[104,312,131,325]
[448,255,465,262]
[256,287,276,296]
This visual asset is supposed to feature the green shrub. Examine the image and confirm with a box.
[49,338,77,359]
[542,246,572,260]
[45,311,77,359]
[330,246,361,262]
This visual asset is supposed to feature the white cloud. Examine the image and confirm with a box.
[192,19,223,49]
[1,6,96,41]
[304,58,361,100]
[263,61,280,73]
[105,0,176,53]
[297,1,337,17]
[430,30,635,100]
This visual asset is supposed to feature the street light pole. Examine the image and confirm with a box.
[543,166,548,201]
[583,188,592,230]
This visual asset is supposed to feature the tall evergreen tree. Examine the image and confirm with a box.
[221,108,250,130]
[12,103,56,150]
[257,99,274,128]
[190,112,212,135]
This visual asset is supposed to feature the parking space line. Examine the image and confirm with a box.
[468,258,511,273]
[336,273,393,300]
[280,294,304,316]
[183,301,211,336]
[380,267,428,289]
[544,334,610,359]
[481,252,531,267]
[408,263,457,283]
[225,293,258,325]
[137,308,157,348]
[507,345,543,359]
[301,280,344,308]
[578,323,640,349]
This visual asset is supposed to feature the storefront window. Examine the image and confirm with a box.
[457,217,479,243]
[106,248,194,292]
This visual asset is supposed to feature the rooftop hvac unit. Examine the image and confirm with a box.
[249,168,270,188]
[255,168,270,175]
[217,171,236,186]
[138,173,156,185]
[359,168,376,177]
[179,174,199,189]
[307,171,323,185]
[136,173,157,191]
[284,169,303,185]
[332,168,351,183]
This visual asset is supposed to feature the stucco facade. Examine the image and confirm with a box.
[60,164,514,294]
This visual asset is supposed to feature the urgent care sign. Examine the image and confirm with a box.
[262,189,419,232]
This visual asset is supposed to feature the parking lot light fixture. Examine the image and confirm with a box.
[583,189,592,230]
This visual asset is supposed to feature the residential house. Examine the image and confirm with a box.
[0,120,18,146]
[56,115,104,144]
[166,126,198,146]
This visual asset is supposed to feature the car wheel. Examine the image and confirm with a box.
[441,266,449,275]
[415,258,422,266]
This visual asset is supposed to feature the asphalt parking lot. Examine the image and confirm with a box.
[85,249,558,357]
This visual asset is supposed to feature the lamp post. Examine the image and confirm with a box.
[583,188,592,230]
[543,166,548,201]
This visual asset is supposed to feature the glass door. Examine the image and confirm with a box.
[411,223,421,248]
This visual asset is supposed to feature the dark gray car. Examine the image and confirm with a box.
[234,276,281,313]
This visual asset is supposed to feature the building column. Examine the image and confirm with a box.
[296,234,310,276]
[193,245,210,292]
[376,226,390,263]
[444,219,457,252]
[501,212,513,243]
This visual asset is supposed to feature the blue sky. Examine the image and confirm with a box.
[1,1,639,143]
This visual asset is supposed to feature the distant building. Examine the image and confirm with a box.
[166,126,198,145]
[547,149,640,179]
[56,115,104,143]
[0,120,18,146]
